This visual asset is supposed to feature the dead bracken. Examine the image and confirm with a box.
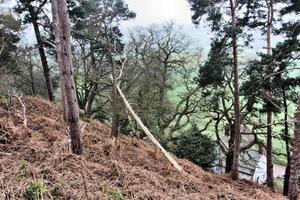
[0,96,287,199]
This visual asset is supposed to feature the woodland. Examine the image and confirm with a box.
[0,0,299,199]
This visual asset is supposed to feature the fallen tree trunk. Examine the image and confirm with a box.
[116,83,183,172]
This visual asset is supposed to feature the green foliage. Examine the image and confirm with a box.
[274,177,284,190]
[0,14,21,74]
[198,37,230,87]
[173,126,217,171]
[14,0,50,24]
[22,181,47,200]
[103,187,127,200]
[19,160,29,177]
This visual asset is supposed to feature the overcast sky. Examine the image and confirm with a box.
[122,0,192,25]
[121,0,284,57]
[1,0,283,57]
[121,0,211,50]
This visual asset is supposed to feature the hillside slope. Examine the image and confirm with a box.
[0,97,287,200]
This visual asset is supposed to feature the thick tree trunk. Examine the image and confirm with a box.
[52,0,83,155]
[29,8,55,102]
[111,86,120,138]
[288,97,300,200]
[266,0,274,190]
[283,86,291,196]
[230,0,241,181]
[110,52,120,138]
[111,59,120,138]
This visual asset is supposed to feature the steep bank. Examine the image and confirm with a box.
[0,96,287,199]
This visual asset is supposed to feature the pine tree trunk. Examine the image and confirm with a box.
[51,0,68,121]
[266,0,274,190]
[283,86,291,196]
[288,97,300,200]
[230,0,241,181]
[52,0,83,155]
[29,6,55,102]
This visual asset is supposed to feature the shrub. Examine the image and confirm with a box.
[173,126,217,171]
[22,181,47,200]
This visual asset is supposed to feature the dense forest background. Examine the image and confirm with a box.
[0,0,299,199]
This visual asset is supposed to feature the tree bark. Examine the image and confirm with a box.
[111,83,120,138]
[110,54,120,138]
[288,97,300,200]
[29,7,55,102]
[84,83,98,117]
[230,0,241,181]
[283,86,291,196]
[226,123,235,173]
[266,0,274,190]
[52,0,83,155]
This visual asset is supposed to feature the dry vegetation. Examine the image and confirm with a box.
[0,96,287,199]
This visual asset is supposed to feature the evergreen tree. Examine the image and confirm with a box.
[14,0,55,102]
[0,13,21,74]
[187,0,253,180]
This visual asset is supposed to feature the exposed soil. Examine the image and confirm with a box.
[0,96,287,199]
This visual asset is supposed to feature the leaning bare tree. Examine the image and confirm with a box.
[52,0,83,154]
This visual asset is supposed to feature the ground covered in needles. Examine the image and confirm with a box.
[0,96,287,199]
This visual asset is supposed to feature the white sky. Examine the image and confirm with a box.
[121,0,284,57]
[121,0,211,50]
[122,0,192,26]
[1,0,281,56]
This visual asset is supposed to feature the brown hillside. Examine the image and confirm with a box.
[0,96,287,200]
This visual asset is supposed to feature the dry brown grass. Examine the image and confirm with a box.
[0,96,288,199]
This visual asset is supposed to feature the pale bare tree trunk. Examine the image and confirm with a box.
[266,0,274,190]
[230,0,241,181]
[52,0,83,154]
[116,83,183,171]
[288,97,300,200]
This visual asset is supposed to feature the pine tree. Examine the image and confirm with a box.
[14,0,55,102]
[187,0,253,180]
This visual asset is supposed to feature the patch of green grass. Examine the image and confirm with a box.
[274,177,284,190]
[19,160,30,177]
[103,187,127,200]
[22,181,47,200]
